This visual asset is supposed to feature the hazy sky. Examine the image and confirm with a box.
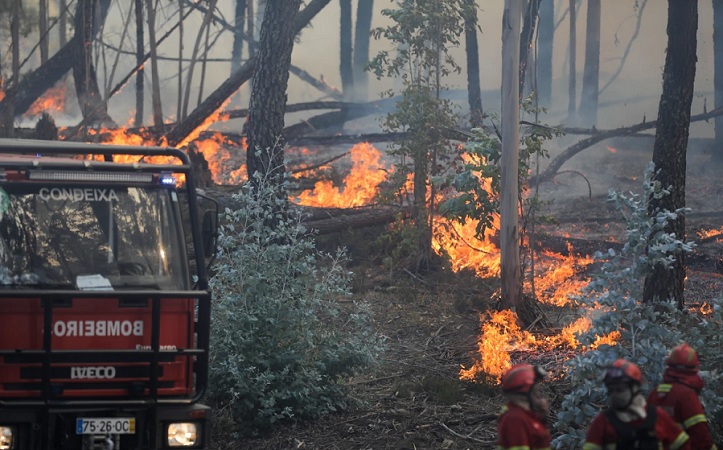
[21,1,719,137]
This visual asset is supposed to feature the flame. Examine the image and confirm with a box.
[25,85,67,118]
[607,146,617,154]
[460,310,537,381]
[697,228,723,240]
[176,100,232,149]
[295,142,387,207]
[193,132,248,184]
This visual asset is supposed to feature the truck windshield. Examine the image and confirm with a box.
[0,183,189,290]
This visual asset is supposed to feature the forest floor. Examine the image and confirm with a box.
[209,138,723,449]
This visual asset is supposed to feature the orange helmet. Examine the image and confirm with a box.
[501,364,547,394]
[666,343,700,371]
[603,359,643,385]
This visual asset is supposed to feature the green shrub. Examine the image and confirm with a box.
[553,163,723,448]
[207,169,384,434]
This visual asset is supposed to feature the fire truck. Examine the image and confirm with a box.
[0,139,218,450]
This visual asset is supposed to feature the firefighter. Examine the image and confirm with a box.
[497,363,551,450]
[648,343,718,450]
[583,359,691,450]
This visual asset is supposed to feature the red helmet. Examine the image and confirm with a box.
[603,359,643,385]
[666,343,700,371]
[501,364,547,394]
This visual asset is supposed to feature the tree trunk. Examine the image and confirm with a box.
[145,0,163,128]
[231,0,247,74]
[643,0,697,309]
[519,0,541,101]
[464,0,483,127]
[579,0,600,127]
[59,0,68,46]
[567,0,577,124]
[501,0,523,311]
[164,0,332,148]
[134,0,144,127]
[340,0,354,101]
[181,0,218,120]
[714,0,723,160]
[72,0,114,127]
[537,0,553,108]
[8,0,20,138]
[353,0,373,102]
[245,0,302,191]
[40,0,49,63]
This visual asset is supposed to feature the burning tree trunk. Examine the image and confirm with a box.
[464,0,483,127]
[579,0,601,127]
[643,0,697,309]
[501,0,523,311]
[537,0,553,108]
[72,0,115,127]
[245,0,302,192]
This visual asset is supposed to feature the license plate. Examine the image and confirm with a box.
[76,417,135,434]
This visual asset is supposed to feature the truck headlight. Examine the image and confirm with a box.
[0,426,14,450]
[167,422,198,447]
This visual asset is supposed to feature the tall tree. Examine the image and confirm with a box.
[73,0,114,126]
[145,0,163,128]
[39,0,48,63]
[134,0,144,127]
[231,0,247,74]
[566,0,577,124]
[353,0,374,101]
[340,0,354,100]
[714,0,723,159]
[643,0,697,308]
[464,0,483,127]
[537,0,553,108]
[246,0,302,192]
[501,0,523,310]
[519,0,540,100]
[59,0,68,46]
[579,0,600,127]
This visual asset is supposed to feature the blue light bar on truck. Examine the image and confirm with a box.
[28,171,154,183]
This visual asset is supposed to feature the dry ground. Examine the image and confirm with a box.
[210,138,723,449]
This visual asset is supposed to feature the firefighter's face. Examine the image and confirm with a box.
[606,382,633,409]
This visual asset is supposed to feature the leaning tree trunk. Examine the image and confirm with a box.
[464,0,483,127]
[714,0,723,160]
[353,0,374,102]
[59,0,68,46]
[579,0,600,127]
[537,0,553,108]
[643,0,697,309]
[245,0,302,192]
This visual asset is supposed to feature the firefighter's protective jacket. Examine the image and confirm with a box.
[496,403,550,450]
[648,370,717,450]
[582,405,691,450]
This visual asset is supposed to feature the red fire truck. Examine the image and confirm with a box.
[0,139,217,450]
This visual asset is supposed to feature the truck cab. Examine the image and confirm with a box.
[0,139,217,450]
